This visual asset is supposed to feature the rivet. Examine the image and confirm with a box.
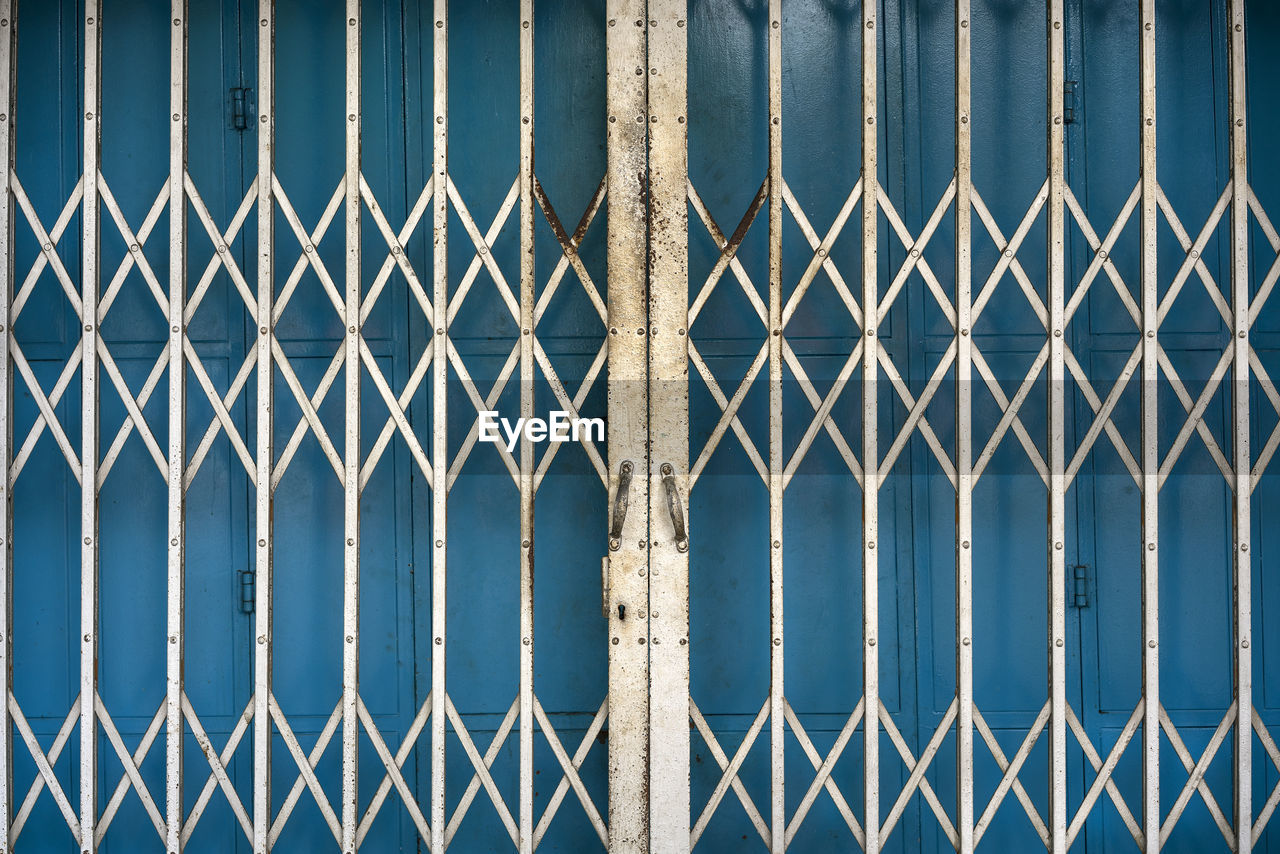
[392,246,401,255]
[960,20,968,28]
[962,540,969,549]
[1145,22,1152,30]
[522,539,530,548]
[1236,24,1243,32]
[170,636,177,644]
[83,634,91,643]
[523,21,529,28]
[1190,250,1198,259]
[1055,541,1063,550]
[1236,119,1244,127]
[772,21,779,29]
[436,20,443,28]
[435,539,443,548]
[1054,329,1062,337]
[1004,249,1012,258]
[305,244,314,253]
[524,328,531,335]
[961,115,968,124]
[85,324,92,332]
[773,328,781,336]
[87,17,94,25]
[652,611,659,619]
[638,540,646,549]
[962,637,970,645]
[868,541,876,549]
[772,540,780,549]
[436,327,444,335]
[868,637,877,646]
[171,538,179,546]
[636,115,644,123]
[523,637,530,645]
[1056,638,1064,647]
[1241,543,1248,552]
[609,116,616,123]
[609,536,620,551]
[773,638,781,646]
[1054,21,1061,29]
[173,113,181,122]
[638,638,645,644]
[867,117,874,125]
[260,115,267,124]
[818,248,827,257]
[867,329,875,337]
[172,325,180,333]
[612,637,619,645]
[678,116,686,124]
[346,635,353,643]
[349,17,356,25]
[259,539,266,547]
[523,117,530,124]
[435,637,442,645]
[679,638,687,645]
[1098,249,1107,259]
[636,19,643,27]
[85,112,93,120]
[260,326,268,334]
[650,68,657,75]
[651,326,658,335]
[867,20,874,28]
[650,19,657,26]
[639,568,646,577]
[479,245,488,254]
[1054,116,1062,125]
[130,243,139,252]
[261,18,268,26]
[637,327,644,335]
[1146,330,1155,338]
[651,116,658,123]
[1146,118,1153,126]
[772,117,780,125]
[218,245,227,254]
[258,635,265,644]
[347,537,354,546]
[608,19,616,26]
[1242,639,1250,648]
[349,113,356,122]
[84,536,92,545]
[1148,639,1156,648]
[911,248,919,257]
[437,116,443,124]
[678,328,686,336]
[636,67,643,75]
[1147,542,1155,550]
[960,328,968,336]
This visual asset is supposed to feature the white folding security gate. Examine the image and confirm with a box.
[0,0,1277,852]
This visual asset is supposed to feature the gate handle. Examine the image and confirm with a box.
[660,464,689,553]
[609,460,634,552]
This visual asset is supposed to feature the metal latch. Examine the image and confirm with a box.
[239,568,255,614]
[1072,564,1089,608]
[660,463,688,553]
[230,87,252,131]
[609,460,633,551]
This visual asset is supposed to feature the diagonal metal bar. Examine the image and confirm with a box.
[783,699,866,848]
[533,698,609,849]
[445,695,520,847]
[1066,701,1144,848]
[1158,704,1235,846]
[9,695,80,842]
[689,697,771,848]
[357,691,432,846]
[532,697,608,847]
[94,695,166,845]
[267,696,342,847]
[972,702,1050,848]
[878,701,959,847]
[355,696,432,846]
[181,693,254,846]
[445,695,519,847]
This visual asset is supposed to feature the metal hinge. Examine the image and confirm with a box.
[229,87,252,131]
[1072,564,1089,608]
[239,568,255,614]
[1064,80,1078,125]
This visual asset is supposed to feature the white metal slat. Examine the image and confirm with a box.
[519,2,535,850]
[253,3,275,851]
[1228,2,1252,851]
[954,3,974,851]
[167,2,188,850]
[342,2,361,851]
[862,2,881,850]
[605,3,650,851]
[647,2,690,851]
[1047,3,1068,852]
[81,4,102,850]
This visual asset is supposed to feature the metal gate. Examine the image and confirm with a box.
[1,0,1278,852]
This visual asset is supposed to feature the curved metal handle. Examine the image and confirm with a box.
[660,463,688,552]
[609,460,633,551]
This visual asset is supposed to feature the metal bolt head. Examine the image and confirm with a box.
[258,635,265,644]
[435,539,443,548]
[868,637,877,646]
[961,540,969,549]
[609,537,621,551]
[1147,542,1155,550]
[84,536,92,545]
[1056,638,1064,647]
[1148,639,1156,648]
[435,637,442,645]
[1242,639,1250,648]
[346,635,353,643]
[170,636,177,644]
[612,637,619,645]
[676,539,689,553]
[523,637,530,645]
[522,539,530,548]
[259,538,267,547]
[962,637,970,646]
[773,638,781,646]
[171,538,179,546]
[661,463,673,476]
[347,537,354,546]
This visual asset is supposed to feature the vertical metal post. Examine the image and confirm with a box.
[647,2,690,851]
[1047,4,1068,852]
[429,2,448,850]
[518,2,535,851]
[1139,4,1160,851]
[167,2,188,850]
[1228,2,1251,850]
[80,2,102,848]
[0,3,13,849]
[605,3,650,851]
[341,2,361,851]
[862,1,881,850]
[954,4,974,852]
[253,2,275,851]
[766,1,785,851]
